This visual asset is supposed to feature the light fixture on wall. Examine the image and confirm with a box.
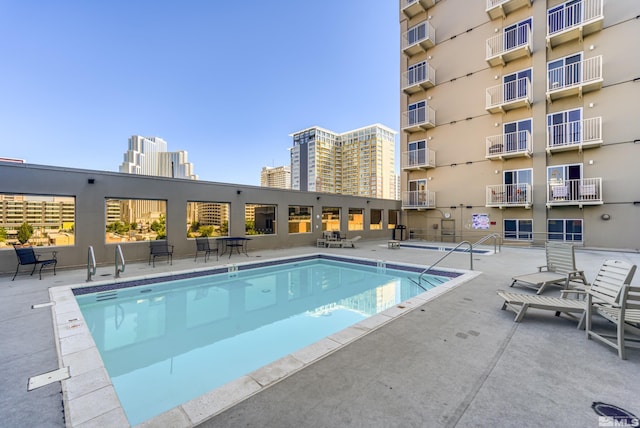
[316,196,320,200]
[588,160,594,165]
[589,102,594,108]
[601,213,611,221]
[589,44,595,50]
[87,178,95,184]
[494,122,500,127]
[428,176,433,181]
[236,190,242,195]
[495,170,500,174]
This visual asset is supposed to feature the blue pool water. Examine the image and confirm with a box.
[74,256,452,424]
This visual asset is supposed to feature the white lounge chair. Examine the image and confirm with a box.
[498,259,636,330]
[341,236,361,248]
[586,261,639,359]
[510,241,588,294]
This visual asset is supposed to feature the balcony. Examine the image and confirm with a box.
[402,22,436,57]
[402,104,436,133]
[486,130,532,159]
[401,148,436,170]
[546,117,602,154]
[486,0,532,19]
[486,183,532,208]
[546,56,602,102]
[401,0,437,19]
[546,177,603,207]
[402,190,436,210]
[547,0,603,48]
[486,26,532,66]
[402,62,436,94]
[486,78,532,113]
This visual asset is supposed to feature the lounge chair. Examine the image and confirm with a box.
[510,241,588,294]
[149,240,174,267]
[194,236,218,262]
[341,236,361,248]
[586,262,639,359]
[498,259,636,329]
[12,244,57,280]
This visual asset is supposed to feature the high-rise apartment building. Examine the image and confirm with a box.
[399,0,640,249]
[261,165,291,189]
[119,135,198,180]
[290,124,397,199]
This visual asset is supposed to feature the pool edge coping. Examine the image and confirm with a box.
[50,254,479,427]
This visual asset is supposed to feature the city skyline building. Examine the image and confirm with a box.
[261,165,291,189]
[290,124,397,199]
[399,0,640,248]
[119,135,198,180]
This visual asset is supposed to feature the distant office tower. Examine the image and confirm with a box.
[119,135,198,180]
[261,166,291,189]
[290,124,397,199]
[399,0,640,248]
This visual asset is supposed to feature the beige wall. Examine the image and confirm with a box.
[400,0,640,250]
[0,163,401,274]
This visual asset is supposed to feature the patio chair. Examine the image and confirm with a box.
[194,236,218,262]
[498,259,636,329]
[149,240,174,267]
[585,261,639,359]
[341,236,362,248]
[510,241,588,294]
[12,244,57,281]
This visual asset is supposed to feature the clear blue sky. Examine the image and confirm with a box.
[0,1,400,185]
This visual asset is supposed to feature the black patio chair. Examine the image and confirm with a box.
[149,240,173,267]
[12,244,57,280]
[194,236,218,262]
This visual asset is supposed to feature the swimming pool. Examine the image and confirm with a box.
[53,254,473,426]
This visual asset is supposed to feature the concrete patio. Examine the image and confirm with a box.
[2,240,639,427]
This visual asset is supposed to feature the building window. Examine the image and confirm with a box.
[370,209,383,230]
[503,68,531,102]
[106,198,166,242]
[504,169,532,203]
[0,193,75,248]
[245,204,276,235]
[548,219,583,242]
[547,53,582,89]
[322,207,340,232]
[503,119,531,152]
[547,163,583,200]
[407,21,427,45]
[548,0,583,35]
[407,61,427,85]
[547,108,582,148]
[186,201,229,238]
[288,205,312,234]
[348,208,364,231]
[504,18,531,51]
[408,140,426,166]
[504,219,532,241]
[388,210,400,229]
[408,101,426,126]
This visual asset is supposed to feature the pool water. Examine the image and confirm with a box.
[75,258,449,425]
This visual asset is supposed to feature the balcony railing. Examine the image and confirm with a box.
[402,148,436,170]
[402,104,436,132]
[486,183,532,208]
[486,130,532,159]
[402,21,436,57]
[547,0,603,48]
[486,26,531,66]
[547,177,603,207]
[486,77,531,113]
[546,117,602,154]
[402,190,436,209]
[402,62,436,94]
[486,0,532,19]
[546,55,602,101]
[401,0,437,18]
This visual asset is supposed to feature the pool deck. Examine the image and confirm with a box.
[2,240,640,427]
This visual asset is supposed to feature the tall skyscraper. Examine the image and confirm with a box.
[119,135,198,180]
[399,0,639,248]
[261,165,291,189]
[290,124,397,199]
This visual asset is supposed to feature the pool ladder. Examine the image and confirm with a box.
[409,233,502,290]
[86,245,126,282]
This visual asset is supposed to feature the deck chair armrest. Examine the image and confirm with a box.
[537,265,549,272]
[35,250,57,261]
[560,289,586,299]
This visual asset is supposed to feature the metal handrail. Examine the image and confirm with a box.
[86,246,96,282]
[410,233,502,288]
[115,245,125,278]
[411,240,473,288]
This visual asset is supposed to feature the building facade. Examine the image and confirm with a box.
[119,135,198,180]
[290,124,398,199]
[261,165,291,189]
[399,0,640,249]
